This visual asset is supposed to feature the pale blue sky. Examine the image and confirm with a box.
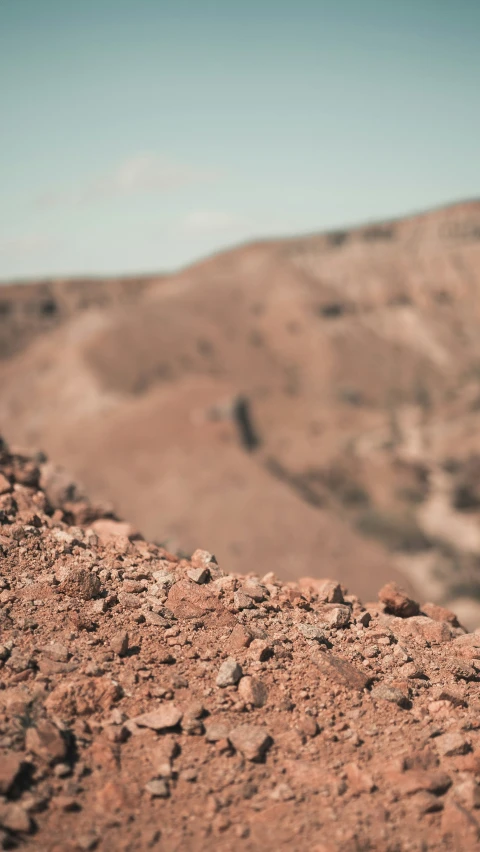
[1,0,479,279]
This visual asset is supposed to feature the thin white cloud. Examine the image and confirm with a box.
[34,152,219,209]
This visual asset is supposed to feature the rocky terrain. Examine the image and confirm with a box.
[2,200,480,620]
[2,439,480,850]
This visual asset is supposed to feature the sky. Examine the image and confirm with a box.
[1,0,479,280]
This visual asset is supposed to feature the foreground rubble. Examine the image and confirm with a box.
[1,439,480,850]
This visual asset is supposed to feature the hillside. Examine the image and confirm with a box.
[1,439,480,851]
[2,200,480,621]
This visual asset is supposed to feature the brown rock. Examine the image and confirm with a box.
[0,803,31,834]
[371,684,410,708]
[233,590,255,610]
[315,652,371,691]
[422,601,462,627]
[60,568,101,601]
[41,642,69,662]
[110,630,129,657]
[435,732,470,757]
[317,604,351,628]
[167,579,229,621]
[299,577,344,603]
[0,753,24,795]
[392,616,456,644]
[129,705,182,731]
[228,623,253,650]
[386,769,452,796]
[190,549,218,569]
[238,676,268,707]
[379,582,419,618]
[229,724,272,761]
[187,567,210,584]
[205,723,230,743]
[25,720,68,763]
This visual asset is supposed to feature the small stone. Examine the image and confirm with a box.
[229,724,272,761]
[248,639,273,661]
[75,832,99,851]
[234,591,254,610]
[205,723,230,743]
[315,652,370,691]
[187,567,210,584]
[238,676,268,707]
[435,732,470,757]
[0,753,23,795]
[422,601,461,627]
[110,630,129,657]
[216,658,243,687]
[393,616,456,644]
[41,642,69,662]
[25,720,68,763]
[53,762,71,777]
[228,623,253,650]
[145,779,170,798]
[130,706,183,731]
[378,582,419,618]
[143,610,170,627]
[190,549,218,569]
[317,604,351,629]
[180,768,198,783]
[298,577,344,603]
[371,685,409,708]
[0,802,31,834]
[297,623,327,642]
[296,715,318,738]
[241,580,268,602]
[60,568,101,601]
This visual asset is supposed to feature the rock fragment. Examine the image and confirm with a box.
[379,582,419,618]
[60,568,101,601]
[297,623,327,642]
[371,685,410,708]
[129,706,182,732]
[25,720,68,763]
[216,658,243,688]
[110,630,129,657]
[229,725,272,761]
[187,567,210,584]
[434,732,470,757]
[0,754,24,796]
[238,676,268,707]
[145,779,170,798]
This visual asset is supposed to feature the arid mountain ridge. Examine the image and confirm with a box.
[2,199,480,624]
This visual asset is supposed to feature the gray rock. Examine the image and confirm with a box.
[216,658,243,688]
[145,779,170,798]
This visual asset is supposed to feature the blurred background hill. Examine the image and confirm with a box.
[2,1,480,623]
